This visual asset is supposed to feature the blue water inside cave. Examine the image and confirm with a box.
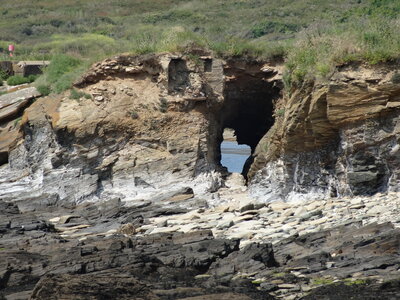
[220,140,251,173]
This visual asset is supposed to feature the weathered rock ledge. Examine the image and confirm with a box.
[250,63,400,202]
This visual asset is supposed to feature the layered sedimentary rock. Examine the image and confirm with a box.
[1,54,400,206]
[0,54,219,207]
[2,192,400,299]
[250,63,400,201]
[0,53,281,208]
[0,87,41,165]
[2,53,400,299]
[0,198,278,300]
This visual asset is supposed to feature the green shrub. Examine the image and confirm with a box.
[13,117,22,127]
[282,69,293,92]
[36,85,51,96]
[143,10,205,24]
[36,54,90,94]
[0,69,9,81]
[210,38,264,58]
[54,72,79,94]
[316,63,332,78]
[45,54,81,84]
[7,75,30,86]
[0,79,3,86]
[312,278,335,286]
[28,74,38,83]
[69,89,81,100]
[34,34,118,57]
[343,279,367,286]
[69,88,91,100]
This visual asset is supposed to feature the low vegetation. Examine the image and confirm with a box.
[276,109,285,117]
[6,74,37,86]
[7,75,29,86]
[36,84,51,96]
[0,69,8,81]
[343,278,368,286]
[69,88,91,100]
[13,117,22,127]
[34,54,90,94]
[312,278,335,286]
[0,0,399,92]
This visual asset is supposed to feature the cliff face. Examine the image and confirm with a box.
[249,64,400,202]
[1,54,400,207]
[0,54,214,209]
[0,53,281,209]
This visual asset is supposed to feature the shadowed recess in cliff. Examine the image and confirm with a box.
[0,151,8,166]
[210,59,282,177]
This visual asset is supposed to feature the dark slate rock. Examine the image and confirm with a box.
[30,272,160,300]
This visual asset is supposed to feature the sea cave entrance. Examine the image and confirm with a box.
[220,128,251,173]
[211,60,281,178]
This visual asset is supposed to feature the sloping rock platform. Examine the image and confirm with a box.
[1,193,400,300]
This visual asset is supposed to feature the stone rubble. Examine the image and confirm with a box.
[127,189,400,248]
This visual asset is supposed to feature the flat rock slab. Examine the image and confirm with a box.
[0,87,40,121]
[30,273,160,300]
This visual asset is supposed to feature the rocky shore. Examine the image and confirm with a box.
[1,53,400,299]
[2,178,400,299]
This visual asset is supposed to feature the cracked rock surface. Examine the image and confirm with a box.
[2,191,400,299]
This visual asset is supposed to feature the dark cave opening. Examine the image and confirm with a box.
[211,60,281,178]
[0,151,8,166]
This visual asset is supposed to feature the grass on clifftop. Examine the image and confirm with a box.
[34,54,92,94]
[2,0,400,92]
